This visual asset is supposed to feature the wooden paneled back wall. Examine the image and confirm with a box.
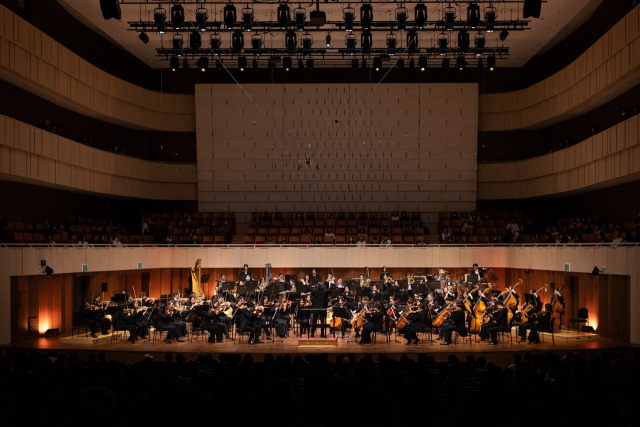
[196,83,478,214]
[11,266,629,344]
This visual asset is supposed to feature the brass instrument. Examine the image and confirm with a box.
[408,276,415,285]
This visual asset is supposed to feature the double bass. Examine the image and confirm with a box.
[519,284,548,324]
[497,280,521,323]
[551,284,565,332]
[469,283,497,334]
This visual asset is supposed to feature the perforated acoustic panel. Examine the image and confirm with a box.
[196,83,477,214]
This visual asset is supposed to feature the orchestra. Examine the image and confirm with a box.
[77,264,573,348]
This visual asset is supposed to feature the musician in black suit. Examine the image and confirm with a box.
[425,293,441,323]
[479,301,508,345]
[360,302,384,344]
[156,303,183,343]
[240,302,262,344]
[78,300,110,338]
[130,301,150,339]
[325,273,335,289]
[167,301,188,337]
[379,266,391,282]
[240,264,252,280]
[518,303,551,343]
[272,300,290,337]
[201,308,223,343]
[310,269,322,281]
[404,303,428,344]
[525,304,553,344]
[331,297,351,337]
[113,306,139,343]
[309,284,331,337]
[439,303,467,345]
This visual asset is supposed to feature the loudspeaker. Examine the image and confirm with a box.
[525,269,531,274]
[99,0,121,20]
[40,260,46,266]
[44,266,54,275]
[138,32,149,44]
[592,266,600,276]
[101,283,108,293]
[523,0,542,19]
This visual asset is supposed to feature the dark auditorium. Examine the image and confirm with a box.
[2,0,640,425]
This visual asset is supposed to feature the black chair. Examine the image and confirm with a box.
[496,323,514,344]
[151,316,168,343]
[110,326,128,344]
[189,318,206,343]
[71,313,89,338]
[568,308,589,334]
[453,326,473,345]
[538,317,556,345]
[371,325,388,344]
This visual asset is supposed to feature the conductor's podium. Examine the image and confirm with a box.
[298,334,338,347]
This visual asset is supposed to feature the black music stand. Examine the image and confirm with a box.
[332,306,350,339]
[330,289,344,299]
[413,284,427,296]
[309,277,322,285]
[395,293,410,304]
[285,274,298,283]
[356,287,371,300]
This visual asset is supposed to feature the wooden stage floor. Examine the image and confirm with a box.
[4,330,639,367]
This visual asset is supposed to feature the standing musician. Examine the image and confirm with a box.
[156,303,184,343]
[325,273,335,289]
[521,288,543,315]
[309,283,332,338]
[201,305,224,343]
[130,300,150,339]
[521,303,552,344]
[403,302,428,345]
[240,264,252,280]
[300,275,311,287]
[478,301,508,345]
[379,266,391,282]
[240,301,263,344]
[310,269,322,281]
[272,300,290,338]
[438,303,467,346]
[471,263,482,277]
[359,302,384,344]
[78,299,111,338]
[113,306,139,344]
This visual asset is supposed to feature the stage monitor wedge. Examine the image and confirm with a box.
[100,0,121,20]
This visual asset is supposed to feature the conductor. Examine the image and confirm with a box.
[309,283,332,338]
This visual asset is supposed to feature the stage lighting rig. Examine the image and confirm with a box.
[396,6,408,31]
[223,3,236,29]
[360,3,373,31]
[277,3,290,29]
[171,4,184,29]
[242,6,254,32]
[154,7,166,34]
[415,2,427,29]
[196,6,208,32]
[343,6,355,32]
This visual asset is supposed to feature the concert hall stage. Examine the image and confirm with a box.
[4,332,637,368]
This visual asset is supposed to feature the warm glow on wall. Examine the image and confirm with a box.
[590,316,598,332]
[38,322,49,335]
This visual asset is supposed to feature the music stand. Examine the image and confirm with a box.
[372,293,383,302]
[288,292,301,302]
[356,287,371,300]
[285,274,298,283]
[309,277,322,285]
[201,274,210,283]
[332,306,351,339]
[330,289,344,299]
[395,293,410,304]
[397,280,409,290]
[413,284,427,296]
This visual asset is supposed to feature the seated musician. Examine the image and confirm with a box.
[240,264,252,280]
[331,297,351,338]
[171,291,183,307]
[521,288,542,314]
[156,303,183,343]
[518,303,551,344]
[325,273,335,289]
[478,301,508,345]
[385,297,399,331]
[298,294,313,336]
[272,300,290,338]
[240,302,263,344]
[201,305,223,343]
[425,293,441,323]
[130,300,150,339]
[139,292,155,307]
[287,280,297,292]
[438,303,467,346]
[167,301,188,337]
[335,277,345,289]
[342,287,353,298]
[78,299,110,338]
[310,269,322,281]
[360,302,384,344]
[112,306,139,344]
[403,302,428,345]
[300,275,311,287]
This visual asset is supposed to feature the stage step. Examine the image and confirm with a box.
[540,331,600,342]
[298,335,337,347]
[60,331,127,345]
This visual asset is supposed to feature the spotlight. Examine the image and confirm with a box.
[373,56,382,71]
[351,58,359,69]
[499,29,509,42]
[444,6,456,31]
[396,7,408,31]
[210,34,221,55]
[386,33,397,56]
[418,55,427,71]
[286,30,297,54]
[295,6,306,31]
[182,58,189,69]
[224,3,237,29]
[458,30,469,51]
[456,55,467,71]
[216,58,224,69]
[474,33,486,57]
[170,56,179,71]
[437,33,448,55]
[485,6,497,33]
[407,30,418,53]
[442,57,450,69]
[196,7,208,32]
[251,34,262,56]
[361,3,373,30]
[232,31,244,53]
[277,3,290,29]
[361,30,372,54]
[487,55,496,71]
[172,34,184,56]
[344,6,355,31]
[190,32,202,50]
[397,57,405,70]
[238,56,247,71]
[283,56,292,71]
[307,58,314,70]
[242,6,253,31]
[415,2,427,29]
[302,33,313,55]
[325,33,331,47]
[138,32,149,44]
[197,56,208,72]
[346,34,357,55]
[154,7,166,33]
[467,3,480,29]
[171,4,184,29]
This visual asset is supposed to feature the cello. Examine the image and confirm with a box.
[550,284,565,332]
[431,301,454,328]
[469,283,496,334]
[502,280,522,323]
